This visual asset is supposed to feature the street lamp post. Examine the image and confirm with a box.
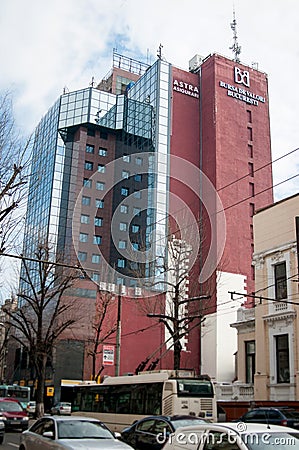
[115,284,122,377]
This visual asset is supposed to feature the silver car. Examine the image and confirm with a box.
[50,402,72,415]
[19,416,133,450]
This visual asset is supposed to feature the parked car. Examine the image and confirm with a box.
[26,401,36,417]
[0,398,29,431]
[162,422,299,450]
[121,415,208,450]
[19,415,133,450]
[235,407,299,429]
[0,414,5,444]
[51,402,72,415]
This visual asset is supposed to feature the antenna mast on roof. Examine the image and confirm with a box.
[157,43,163,60]
[230,8,241,63]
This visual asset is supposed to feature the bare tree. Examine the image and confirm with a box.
[87,289,117,381]
[0,92,31,255]
[3,241,81,417]
[131,213,218,372]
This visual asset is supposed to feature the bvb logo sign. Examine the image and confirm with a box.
[72,153,226,296]
[234,67,250,88]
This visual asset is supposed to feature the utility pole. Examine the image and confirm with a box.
[115,284,122,376]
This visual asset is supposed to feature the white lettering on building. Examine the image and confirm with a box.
[173,79,199,98]
[219,80,266,106]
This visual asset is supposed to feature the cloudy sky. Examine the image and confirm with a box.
[1,0,298,200]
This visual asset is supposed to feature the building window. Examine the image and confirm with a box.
[123,154,130,163]
[86,144,94,154]
[247,127,253,141]
[131,224,140,233]
[99,147,107,156]
[83,178,92,188]
[80,214,90,224]
[93,235,102,245]
[249,182,255,197]
[94,217,103,227]
[245,341,255,383]
[85,161,93,170]
[118,240,127,249]
[249,203,255,217]
[250,224,254,239]
[91,273,99,282]
[133,207,141,217]
[92,254,101,264]
[248,144,253,158]
[78,251,87,262]
[274,262,287,300]
[100,131,108,140]
[96,181,105,191]
[98,164,106,173]
[79,233,88,243]
[248,162,254,177]
[276,334,290,383]
[87,128,95,137]
[82,196,91,206]
[133,190,141,199]
[132,242,139,251]
[96,199,104,208]
[134,174,142,182]
[117,259,126,268]
[120,222,128,231]
[122,170,130,179]
[121,187,129,196]
[120,204,128,214]
[247,110,252,123]
[135,157,143,166]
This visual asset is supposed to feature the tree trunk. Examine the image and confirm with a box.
[173,340,181,370]
[35,354,47,418]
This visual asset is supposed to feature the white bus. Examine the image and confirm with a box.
[72,370,217,432]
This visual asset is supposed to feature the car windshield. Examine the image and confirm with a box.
[242,432,299,450]
[0,401,23,412]
[172,418,206,430]
[57,420,114,439]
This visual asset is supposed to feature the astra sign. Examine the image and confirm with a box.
[173,79,199,98]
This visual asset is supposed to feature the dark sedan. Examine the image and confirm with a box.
[235,407,299,429]
[121,415,208,450]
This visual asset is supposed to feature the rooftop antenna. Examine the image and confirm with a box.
[230,8,241,63]
[157,43,163,60]
[89,76,96,87]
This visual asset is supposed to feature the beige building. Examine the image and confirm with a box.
[231,193,299,402]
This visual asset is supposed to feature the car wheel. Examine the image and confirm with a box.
[0,435,3,445]
[19,446,25,450]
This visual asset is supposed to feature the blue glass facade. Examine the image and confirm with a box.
[21,57,171,291]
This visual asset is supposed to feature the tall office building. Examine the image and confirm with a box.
[18,50,272,389]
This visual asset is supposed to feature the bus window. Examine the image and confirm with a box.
[131,384,145,415]
[144,383,163,415]
[177,380,213,396]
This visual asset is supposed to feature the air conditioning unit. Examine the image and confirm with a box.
[135,287,142,296]
[107,283,115,293]
[189,54,204,73]
[99,282,107,291]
